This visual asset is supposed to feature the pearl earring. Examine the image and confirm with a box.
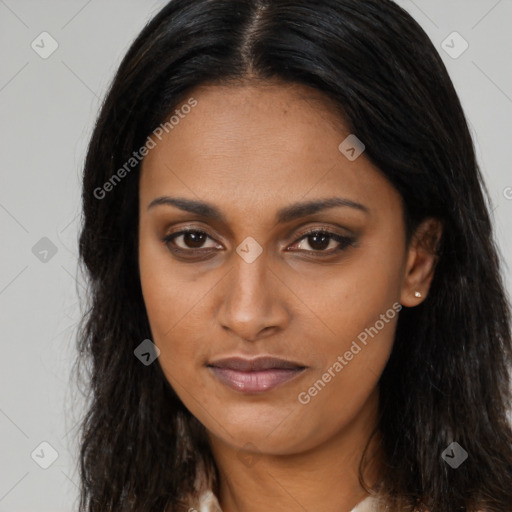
[414,291,422,298]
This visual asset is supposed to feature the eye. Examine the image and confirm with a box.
[162,229,221,254]
[289,229,355,255]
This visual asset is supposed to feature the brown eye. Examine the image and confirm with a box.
[163,229,221,252]
[290,230,355,255]
[175,231,207,249]
[302,231,331,251]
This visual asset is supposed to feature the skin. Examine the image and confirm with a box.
[138,81,441,512]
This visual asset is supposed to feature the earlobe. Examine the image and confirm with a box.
[399,218,442,307]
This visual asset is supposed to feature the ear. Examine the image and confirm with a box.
[400,217,442,307]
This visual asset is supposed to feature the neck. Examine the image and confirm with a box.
[207,387,383,512]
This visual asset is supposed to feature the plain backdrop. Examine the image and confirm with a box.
[0,1,511,510]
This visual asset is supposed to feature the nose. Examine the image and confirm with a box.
[216,248,290,342]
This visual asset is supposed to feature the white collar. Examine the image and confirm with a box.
[195,489,381,512]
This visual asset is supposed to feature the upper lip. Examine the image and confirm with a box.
[207,356,306,372]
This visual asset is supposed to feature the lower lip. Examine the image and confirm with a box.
[208,366,306,393]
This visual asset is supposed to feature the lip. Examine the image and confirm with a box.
[207,356,307,393]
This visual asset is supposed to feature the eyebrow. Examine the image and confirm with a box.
[147,196,369,223]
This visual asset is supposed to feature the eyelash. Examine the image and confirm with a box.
[162,227,355,260]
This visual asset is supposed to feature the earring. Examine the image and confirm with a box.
[414,291,422,298]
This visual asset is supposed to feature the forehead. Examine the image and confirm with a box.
[139,82,400,224]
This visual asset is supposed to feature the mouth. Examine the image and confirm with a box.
[206,356,307,394]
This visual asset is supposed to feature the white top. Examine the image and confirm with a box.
[186,459,384,512]
[195,489,381,512]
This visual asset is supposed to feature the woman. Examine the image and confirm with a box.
[74,0,512,511]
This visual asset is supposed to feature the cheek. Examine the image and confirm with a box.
[138,226,220,393]
[287,239,403,357]
[286,290,399,453]
[284,239,403,431]
[293,275,399,406]
[139,278,205,413]
[138,226,189,359]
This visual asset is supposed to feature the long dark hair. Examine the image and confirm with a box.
[73,0,512,511]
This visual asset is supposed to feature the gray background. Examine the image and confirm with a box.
[0,1,511,510]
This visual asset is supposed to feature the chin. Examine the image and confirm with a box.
[202,406,322,455]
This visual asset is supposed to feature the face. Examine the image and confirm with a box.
[138,81,430,457]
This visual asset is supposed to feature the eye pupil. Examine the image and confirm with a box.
[184,231,206,248]
[308,232,330,251]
